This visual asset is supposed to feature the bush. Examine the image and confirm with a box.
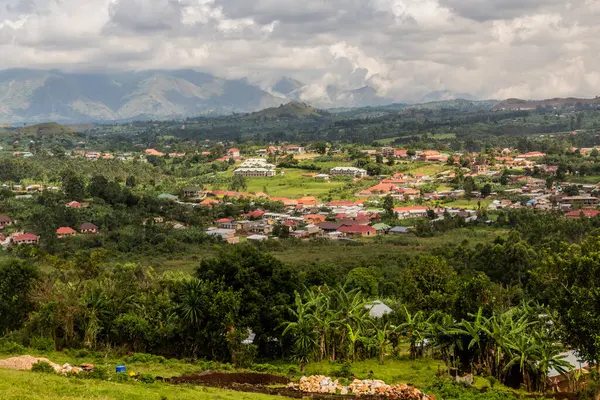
[31,361,56,374]
[139,374,155,384]
[0,339,27,355]
[30,337,54,352]
[87,366,109,380]
[333,362,353,380]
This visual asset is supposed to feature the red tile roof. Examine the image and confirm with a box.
[13,233,39,241]
[338,225,376,234]
[566,210,600,218]
[57,227,76,235]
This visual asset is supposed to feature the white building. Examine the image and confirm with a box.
[330,167,368,178]
[234,159,276,177]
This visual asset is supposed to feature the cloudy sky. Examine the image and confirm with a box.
[1,0,599,101]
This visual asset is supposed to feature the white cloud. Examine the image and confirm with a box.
[0,0,599,101]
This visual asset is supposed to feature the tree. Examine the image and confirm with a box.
[230,175,247,191]
[386,156,395,166]
[538,235,600,364]
[125,175,136,187]
[0,260,38,333]
[61,169,86,200]
[345,268,379,297]
[500,170,509,186]
[196,245,299,350]
[463,176,475,199]
[481,183,492,198]
[383,195,395,219]
[313,142,328,155]
[88,175,109,199]
[375,154,384,164]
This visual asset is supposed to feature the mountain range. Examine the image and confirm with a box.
[0,69,477,123]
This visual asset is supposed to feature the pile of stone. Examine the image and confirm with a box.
[0,356,94,375]
[291,375,431,399]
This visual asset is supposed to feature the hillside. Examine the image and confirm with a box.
[244,101,326,120]
[16,122,76,136]
[493,96,600,110]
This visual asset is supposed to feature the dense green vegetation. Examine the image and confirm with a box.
[4,102,600,399]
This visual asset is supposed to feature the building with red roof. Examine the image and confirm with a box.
[66,201,82,208]
[566,209,600,219]
[13,233,40,245]
[338,225,377,238]
[228,148,240,157]
[57,227,77,238]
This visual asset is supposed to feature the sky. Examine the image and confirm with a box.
[1,0,599,101]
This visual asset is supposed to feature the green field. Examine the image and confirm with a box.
[0,369,277,400]
[227,168,348,198]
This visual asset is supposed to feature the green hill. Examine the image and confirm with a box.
[244,101,326,120]
[16,122,76,136]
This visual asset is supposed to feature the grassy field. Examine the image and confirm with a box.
[244,169,347,197]
[0,369,277,400]
[144,226,507,274]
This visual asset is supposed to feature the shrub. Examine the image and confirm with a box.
[87,366,109,380]
[333,362,353,380]
[139,374,155,384]
[0,339,27,355]
[31,361,56,374]
[30,337,54,352]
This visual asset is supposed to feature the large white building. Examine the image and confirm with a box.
[234,159,276,177]
[330,167,368,178]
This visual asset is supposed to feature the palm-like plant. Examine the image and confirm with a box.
[400,307,428,359]
[282,292,319,372]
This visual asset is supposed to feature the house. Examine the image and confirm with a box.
[219,220,243,231]
[419,150,441,160]
[298,196,318,207]
[66,201,82,208]
[389,226,411,235]
[80,223,99,234]
[548,350,590,392]
[303,214,327,224]
[284,145,304,154]
[200,197,221,207]
[0,216,12,227]
[330,167,368,178]
[228,148,240,158]
[566,209,600,219]
[12,233,40,245]
[247,234,268,241]
[206,228,239,244]
[182,187,204,199]
[561,196,599,207]
[318,222,343,233]
[57,227,77,238]
[145,149,165,157]
[372,223,391,234]
[338,225,377,238]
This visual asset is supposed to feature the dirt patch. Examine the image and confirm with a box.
[0,355,60,371]
[168,371,289,386]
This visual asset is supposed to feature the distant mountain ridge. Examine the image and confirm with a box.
[0,69,283,123]
[493,97,600,110]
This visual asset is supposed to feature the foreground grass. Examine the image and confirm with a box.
[0,369,278,400]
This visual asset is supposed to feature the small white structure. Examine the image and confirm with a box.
[247,234,268,241]
[365,300,393,318]
[330,167,367,178]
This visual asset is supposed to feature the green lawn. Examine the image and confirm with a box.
[243,169,347,198]
[0,369,278,400]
